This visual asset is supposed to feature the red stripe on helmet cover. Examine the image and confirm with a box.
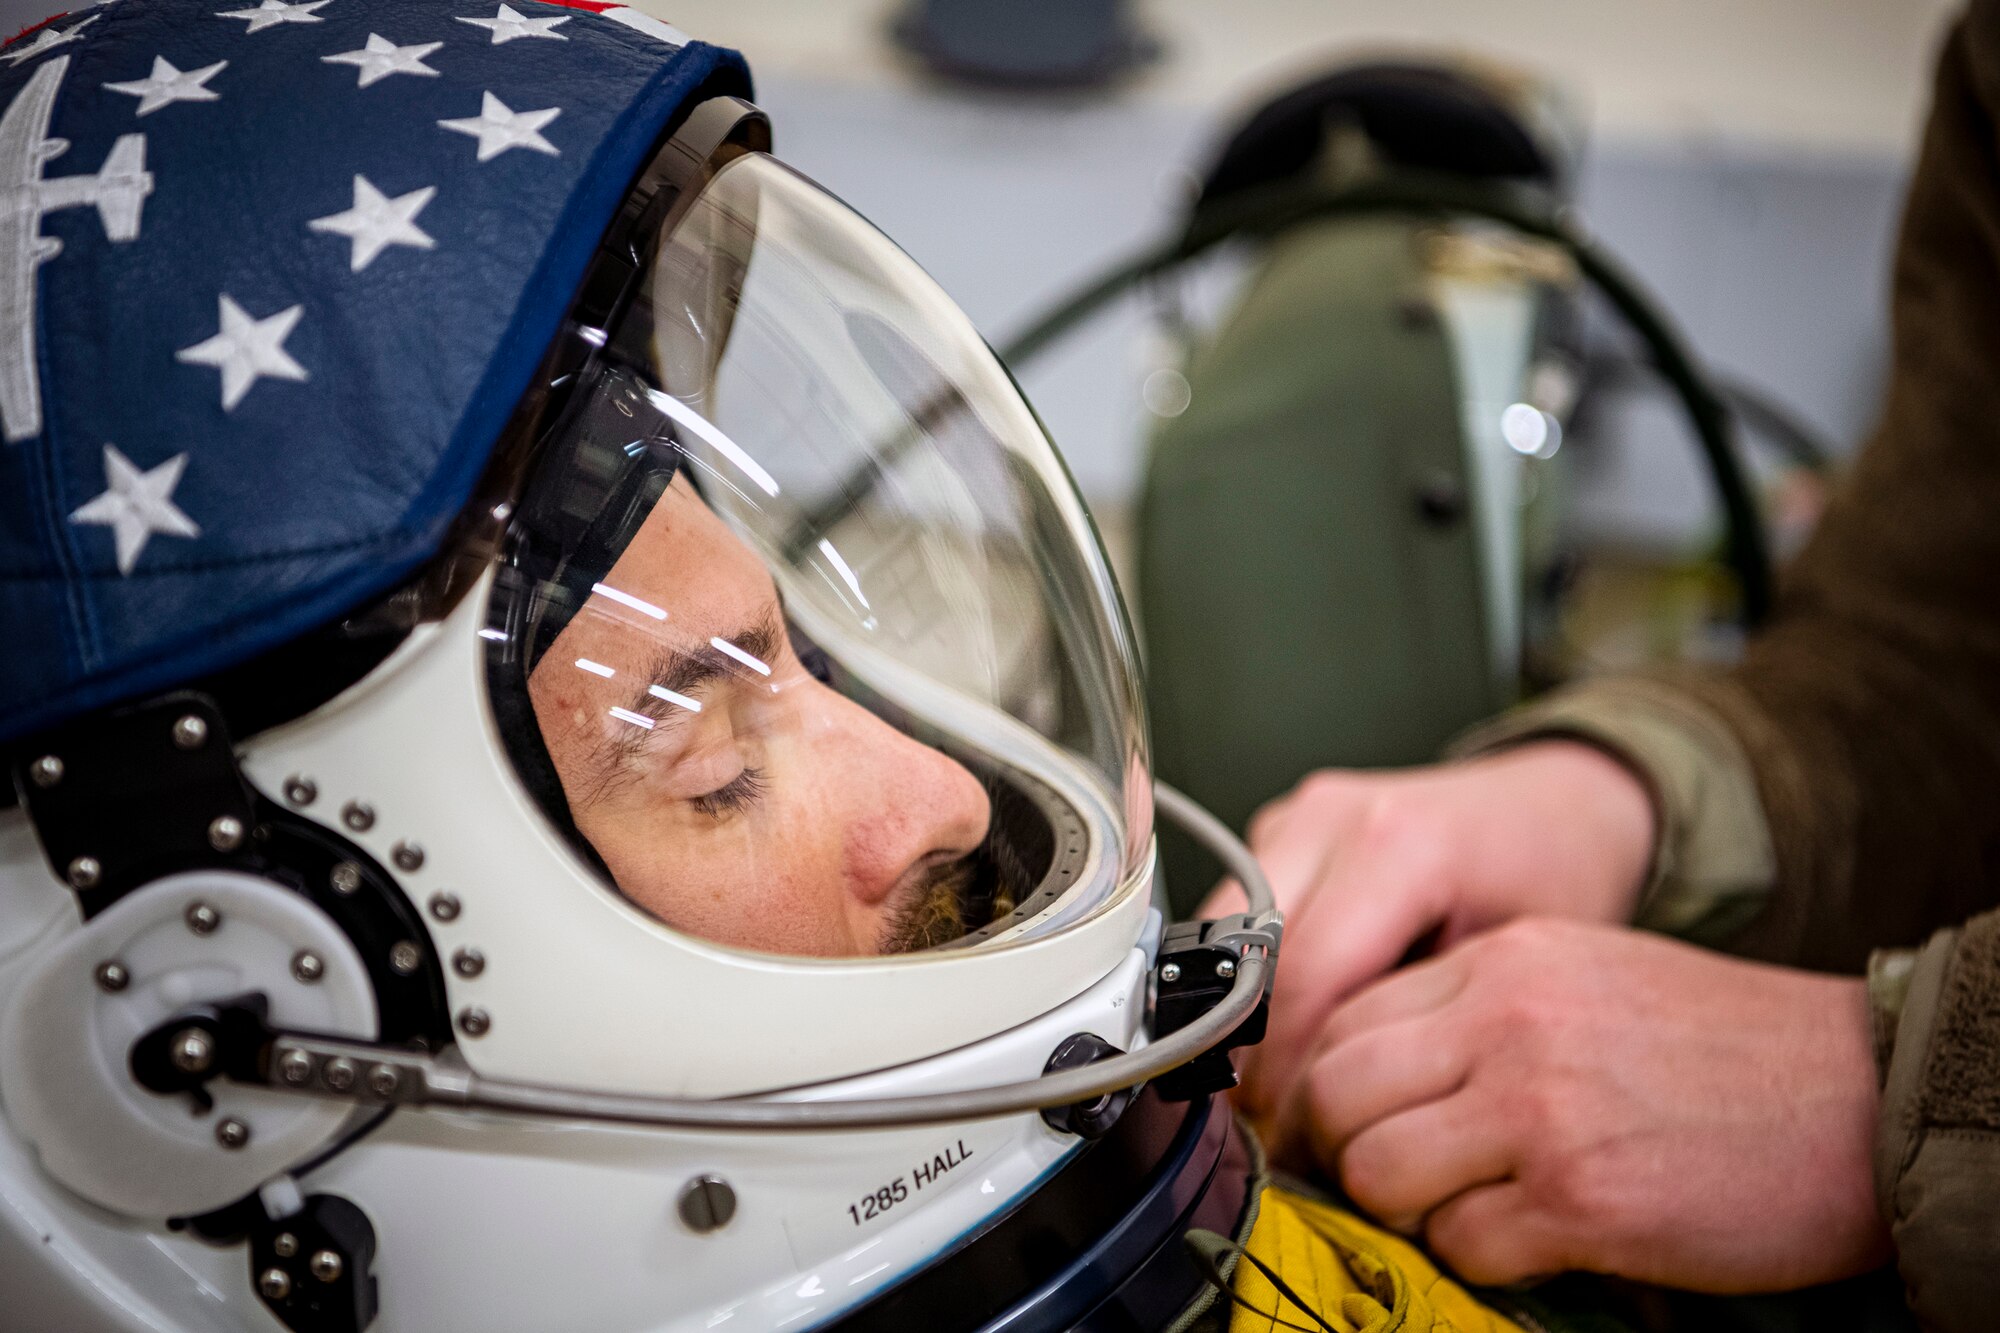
[6,11,68,46]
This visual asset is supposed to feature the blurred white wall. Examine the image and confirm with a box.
[649,0,1957,539]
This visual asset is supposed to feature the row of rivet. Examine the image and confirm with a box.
[287,775,490,1040]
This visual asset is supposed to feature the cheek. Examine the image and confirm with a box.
[580,797,852,955]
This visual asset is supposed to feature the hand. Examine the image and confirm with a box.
[1206,742,1657,1128]
[1288,917,1889,1292]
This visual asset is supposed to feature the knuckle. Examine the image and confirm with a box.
[1427,1213,1514,1286]
[1540,1152,1618,1227]
[1336,1136,1398,1215]
[1350,789,1437,861]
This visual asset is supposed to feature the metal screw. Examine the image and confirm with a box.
[329,862,362,896]
[214,1117,250,1149]
[282,776,317,807]
[366,1064,400,1098]
[321,1057,357,1093]
[290,950,324,984]
[29,755,62,788]
[257,1267,292,1301]
[1216,958,1238,979]
[389,941,422,975]
[172,714,209,750]
[309,1249,344,1283]
[93,959,129,992]
[170,1026,215,1074]
[451,948,484,979]
[428,891,461,922]
[391,841,424,872]
[277,1048,315,1086]
[208,814,246,853]
[677,1175,737,1233]
[1159,962,1182,983]
[66,856,102,891]
[185,901,221,935]
[457,1007,491,1038]
[340,801,375,833]
[273,1232,300,1259]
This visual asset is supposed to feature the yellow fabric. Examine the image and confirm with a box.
[1227,1187,1529,1333]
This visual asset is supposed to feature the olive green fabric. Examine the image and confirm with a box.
[1140,218,1502,913]
[1455,10,2000,1327]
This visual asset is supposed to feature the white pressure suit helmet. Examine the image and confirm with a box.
[0,3,1279,1330]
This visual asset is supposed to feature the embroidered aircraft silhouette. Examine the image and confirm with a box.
[0,53,153,442]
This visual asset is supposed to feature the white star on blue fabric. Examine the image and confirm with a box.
[69,445,201,575]
[215,0,329,35]
[0,13,99,66]
[175,295,309,410]
[456,4,569,45]
[103,56,228,117]
[310,175,437,272]
[438,91,560,161]
[322,33,442,87]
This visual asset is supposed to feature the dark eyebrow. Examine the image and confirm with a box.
[567,614,786,807]
[631,615,783,714]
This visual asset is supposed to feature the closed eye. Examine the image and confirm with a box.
[690,766,767,818]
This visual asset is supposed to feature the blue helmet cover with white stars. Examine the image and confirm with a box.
[0,0,748,744]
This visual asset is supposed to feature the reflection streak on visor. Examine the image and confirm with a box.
[711,636,771,676]
[592,581,667,620]
[643,387,781,498]
[816,539,870,609]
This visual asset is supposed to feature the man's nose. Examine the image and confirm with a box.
[826,696,992,906]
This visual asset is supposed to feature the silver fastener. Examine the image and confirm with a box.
[677,1175,737,1233]
[93,959,129,993]
[290,950,324,984]
[389,940,422,975]
[428,891,461,922]
[282,776,318,807]
[277,1048,315,1086]
[451,947,484,979]
[208,814,246,853]
[170,1027,215,1074]
[1216,958,1238,980]
[185,901,221,935]
[340,801,375,832]
[1159,962,1182,983]
[365,1064,400,1098]
[172,714,209,750]
[214,1117,250,1149]
[257,1267,292,1301]
[309,1250,344,1283]
[457,1007,491,1038]
[329,862,362,895]
[29,755,62,788]
[273,1232,300,1259]
[66,856,102,891]
[321,1057,357,1093]
[391,841,424,872]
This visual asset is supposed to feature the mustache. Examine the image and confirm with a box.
[878,855,980,955]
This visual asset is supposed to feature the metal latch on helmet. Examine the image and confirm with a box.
[1148,912,1279,1102]
[11,691,258,916]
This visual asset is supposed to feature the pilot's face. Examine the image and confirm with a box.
[529,475,993,956]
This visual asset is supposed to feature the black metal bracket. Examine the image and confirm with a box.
[1149,916,1275,1102]
[250,1193,380,1333]
[12,691,257,917]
